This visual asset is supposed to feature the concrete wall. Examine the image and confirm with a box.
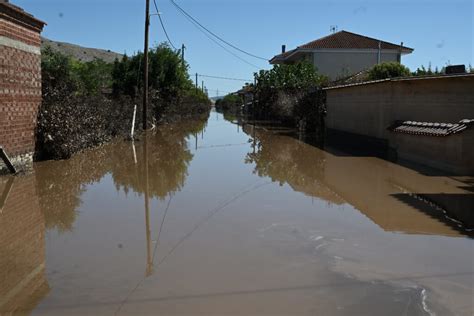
[313,50,399,80]
[325,75,474,174]
[0,3,45,172]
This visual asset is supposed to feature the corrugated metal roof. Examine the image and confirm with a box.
[389,119,474,137]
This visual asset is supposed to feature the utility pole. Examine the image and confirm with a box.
[201,80,204,93]
[142,0,150,130]
[195,73,198,92]
[181,44,185,68]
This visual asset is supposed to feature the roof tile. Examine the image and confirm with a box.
[389,119,473,137]
[299,30,413,51]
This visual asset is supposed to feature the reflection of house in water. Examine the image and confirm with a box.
[0,176,49,314]
[322,152,473,237]
[244,125,473,237]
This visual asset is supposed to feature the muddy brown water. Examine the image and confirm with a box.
[0,110,473,316]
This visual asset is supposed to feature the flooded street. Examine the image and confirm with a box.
[1,110,473,316]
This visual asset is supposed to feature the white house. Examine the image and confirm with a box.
[270,30,414,80]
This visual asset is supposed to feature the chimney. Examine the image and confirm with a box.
[282,45,286,54]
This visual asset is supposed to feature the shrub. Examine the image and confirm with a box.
[252,62,327,125]
[215,93,242,111]
[255,62,328,91]
[367,62,411,80]
[41,46,112,97]
[412,63,442,77]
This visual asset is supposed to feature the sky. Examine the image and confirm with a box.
[15,0,474,96]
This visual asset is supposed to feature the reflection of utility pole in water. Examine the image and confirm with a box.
[143,134,153,277]
[252,76,256,144]
[195,133,198,151]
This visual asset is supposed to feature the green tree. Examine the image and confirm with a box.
[215,93,242,111]
[41,46,76,96]
[367,62,411,80]
[71,58,113,95]
[255,62,327,91]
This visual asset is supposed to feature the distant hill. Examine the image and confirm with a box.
[41,37,123,63]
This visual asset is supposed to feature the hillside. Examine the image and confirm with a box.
[41,37,123,63]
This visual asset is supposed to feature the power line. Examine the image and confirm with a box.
[152,0,177,50]
[199,74,252,82]
[170,4,261,69]
[169,0,268,61]
[207,88,234,95]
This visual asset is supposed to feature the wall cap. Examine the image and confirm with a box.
[0,2,46,33]
[323,73,474,91]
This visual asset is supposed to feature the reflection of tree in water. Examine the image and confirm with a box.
[34,145,110,232]
[112,118,208,199]
[244,127,343,204]
[35,115,208,232]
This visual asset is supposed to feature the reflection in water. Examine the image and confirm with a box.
[1,111,473,315]
[33,116,208,233]
[243,124,474,237]
[0,176,49,315]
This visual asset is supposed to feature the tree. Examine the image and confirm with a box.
[367,62,411,80]
[255,62,328,91]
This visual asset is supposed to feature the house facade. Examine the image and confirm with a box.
[270,31,413,80]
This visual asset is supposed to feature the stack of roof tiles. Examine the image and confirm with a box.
[389,119,474,137]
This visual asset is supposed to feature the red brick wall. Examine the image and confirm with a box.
[0,19,42,46]
[0,11,43,159]
[0,175,48,313]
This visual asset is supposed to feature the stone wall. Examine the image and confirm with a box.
[0,2,45,173]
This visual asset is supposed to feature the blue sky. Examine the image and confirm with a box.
[16,0,473,96]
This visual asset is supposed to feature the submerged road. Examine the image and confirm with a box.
[0,110,473,315]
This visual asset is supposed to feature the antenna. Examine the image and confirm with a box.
[330,25,338,33]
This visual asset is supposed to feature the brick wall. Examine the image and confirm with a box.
[0,2,45,172]
[0,175,48,313]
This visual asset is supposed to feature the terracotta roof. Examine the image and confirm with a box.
[270,30,413,63]
[299,30,413,51]
[389,119,474,137]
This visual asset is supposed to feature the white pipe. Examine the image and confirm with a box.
[131,104,137,139]
[377,41,381,64]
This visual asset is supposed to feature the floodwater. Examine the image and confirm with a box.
[1,110,473,316]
